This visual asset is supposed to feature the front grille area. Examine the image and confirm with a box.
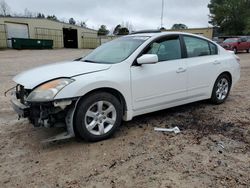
[16,85,31,104]
[13,84,75,128]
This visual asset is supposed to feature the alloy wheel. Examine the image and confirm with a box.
[84,101,117,136]
[216,78,229,100]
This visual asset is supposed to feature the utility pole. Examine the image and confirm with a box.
[161,0,164,28]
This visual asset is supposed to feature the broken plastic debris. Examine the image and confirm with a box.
[154,126,181,134]
[217,143,225,149]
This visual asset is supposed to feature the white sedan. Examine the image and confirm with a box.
[11,31,240,142]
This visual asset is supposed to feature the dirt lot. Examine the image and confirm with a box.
[0,49,249,188]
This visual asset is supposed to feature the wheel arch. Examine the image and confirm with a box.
[72,87,128,139]
[218,71,232,85]
[87,87,126,109]
[210,71,232,98]
[209,71,233,104]
[74,87,128,116]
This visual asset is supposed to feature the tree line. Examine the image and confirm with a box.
[1,0,249,36]
[0,0,190,36]
[0,0,132,36]
[97,24,131,36]
[0,1,88,28]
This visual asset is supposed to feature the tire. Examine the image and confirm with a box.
[233,47,238,54]
[247,48,250,53]
[210,74,231,104]
[74,92,123,142]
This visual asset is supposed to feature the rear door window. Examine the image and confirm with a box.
[183,36,216,57]
[209,42,218,55]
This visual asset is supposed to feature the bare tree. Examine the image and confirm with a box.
[122,21,134,33]
[126,22,134,33]
[0,0,10,16]
[24,8,34,17]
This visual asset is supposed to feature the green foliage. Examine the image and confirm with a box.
[37,13,45,18]
[171,24,188,30]
[113,24,129,35]
[113,24,121,35]
[117,27,129,35]
[80,21,87,28]
[98,25,109,36]
[69,18,76,25]
[47,15,58,21]
[208,0,250,35]
[244,17,250,34]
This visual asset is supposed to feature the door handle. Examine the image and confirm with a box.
[213,60,221,65]
[176,67,186,73]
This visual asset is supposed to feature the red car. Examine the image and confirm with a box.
[221,37,250,53]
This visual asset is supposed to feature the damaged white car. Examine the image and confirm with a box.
[10,31,240,142]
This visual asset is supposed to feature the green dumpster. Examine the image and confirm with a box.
[11,38,53,49]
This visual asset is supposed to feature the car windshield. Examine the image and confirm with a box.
[224,38,238,43]
[81,36,150,64]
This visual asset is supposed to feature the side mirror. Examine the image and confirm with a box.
[137,54,158,65]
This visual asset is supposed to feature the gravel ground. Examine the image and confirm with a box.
[0,49,249,188]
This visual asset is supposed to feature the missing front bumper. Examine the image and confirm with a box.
[10,86,79,142]
[11,97,30,118]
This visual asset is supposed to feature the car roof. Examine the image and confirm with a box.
[128,31,212,41]
[129,31,181,37]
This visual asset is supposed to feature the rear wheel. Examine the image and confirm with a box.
[210,74,231,104]
[247,48,250,53]
[75,92,122,142]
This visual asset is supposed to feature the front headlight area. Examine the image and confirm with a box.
[27,78,74,102]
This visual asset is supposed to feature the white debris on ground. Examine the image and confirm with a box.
[154,126,181,134]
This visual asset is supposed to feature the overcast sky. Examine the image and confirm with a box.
[5,0,211,30]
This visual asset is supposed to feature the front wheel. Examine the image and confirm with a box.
[210,74,231,104]
[75,92,123,142]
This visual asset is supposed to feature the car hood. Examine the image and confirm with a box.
[13,61,111,89]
